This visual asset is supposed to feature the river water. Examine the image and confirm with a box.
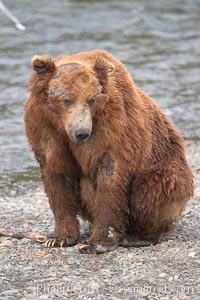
[0,0,200,193]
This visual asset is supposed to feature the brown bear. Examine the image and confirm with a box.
[24,49,193,254]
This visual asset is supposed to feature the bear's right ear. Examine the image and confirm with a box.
[93,56,114,87]
[31,55,55,74]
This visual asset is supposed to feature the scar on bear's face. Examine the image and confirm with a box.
[53,71,65,80]
[54,63,81,79]
[49,83,68,98]
[64,176,75,196]
[58,62,81,73]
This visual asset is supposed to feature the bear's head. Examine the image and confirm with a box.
[31,55,114,143]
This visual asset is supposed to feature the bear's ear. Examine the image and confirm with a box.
[94,56,114,75]
[31,55,55,74]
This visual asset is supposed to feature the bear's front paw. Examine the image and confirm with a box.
[45,221,80,247]
[76,241,118,254]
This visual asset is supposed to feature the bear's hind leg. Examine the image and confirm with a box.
[121,160,193,247]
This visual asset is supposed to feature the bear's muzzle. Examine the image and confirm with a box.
[66,104,92,143]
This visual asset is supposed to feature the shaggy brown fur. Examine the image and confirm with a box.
[24,50,193,254]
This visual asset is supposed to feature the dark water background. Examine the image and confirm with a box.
[0,0,200,194]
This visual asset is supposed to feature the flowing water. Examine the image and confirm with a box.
[0,0,200,193]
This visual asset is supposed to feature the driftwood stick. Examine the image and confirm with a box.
[0,228,47,243]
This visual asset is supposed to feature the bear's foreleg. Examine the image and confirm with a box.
[78,160,130,254]
[121,160,193,247]
[41,168,80,247]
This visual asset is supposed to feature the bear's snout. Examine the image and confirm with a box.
[66,104,92,143]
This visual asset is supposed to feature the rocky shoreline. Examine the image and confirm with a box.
[0,140,200,299]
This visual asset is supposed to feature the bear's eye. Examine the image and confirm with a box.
[88,98,96,107]
[64,99,73,106]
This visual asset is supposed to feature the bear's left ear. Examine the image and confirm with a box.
[31,55,55,74]
[94,56,114,76]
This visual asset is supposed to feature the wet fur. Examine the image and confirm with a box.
[24,50,193,251]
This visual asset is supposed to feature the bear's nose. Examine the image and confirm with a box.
[75,129,90,142]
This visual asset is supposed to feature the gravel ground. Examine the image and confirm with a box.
[0,141,200,300]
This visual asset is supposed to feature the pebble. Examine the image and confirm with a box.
[159,273,168,278]
[35,250,48,257]
[39,296,49,300]
[195,260,200,265]
[173,274,179,281]
[188,252,197,258]
[0,289,20,296]
[88,281,101,291]
[10,190,17,197]
[0,240,13,247]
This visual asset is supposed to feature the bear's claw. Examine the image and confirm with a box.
[76,241,118,254]
[44,237,72,247]
[45,237,60,247]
